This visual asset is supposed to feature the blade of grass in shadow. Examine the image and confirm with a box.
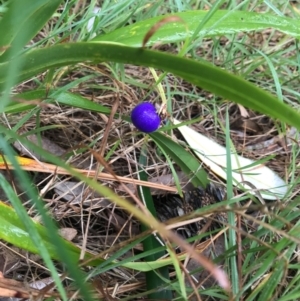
[1,43,300,132]
[224,108,238,296]
[138,144,172,300]
[93,10,300,46]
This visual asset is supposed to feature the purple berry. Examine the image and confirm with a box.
[131,102,161,133]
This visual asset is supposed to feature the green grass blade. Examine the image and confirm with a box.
[0,0,63,110]
[257,262,285,301]
[0,0,62,60]
[93,10,300,46]
[138,146,172,299]
[1,42,300,132]
[151,132,208,188]
[5,89,111,114]
[225,109,238,295]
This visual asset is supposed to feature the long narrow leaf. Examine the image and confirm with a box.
[138,147,172,299]
[0,0,63,60]
[0,43,300,132]
[93,10,300,46]
[5,89,112,114]
[151,132,208,188]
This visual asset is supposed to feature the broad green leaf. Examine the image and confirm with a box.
[0,0,63,60]
[151,132,208,188]
[93,10,300,46]
[173,118,287,200]
[0,43,300,132]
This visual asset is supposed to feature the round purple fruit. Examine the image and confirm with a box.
[131,102,161,133]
